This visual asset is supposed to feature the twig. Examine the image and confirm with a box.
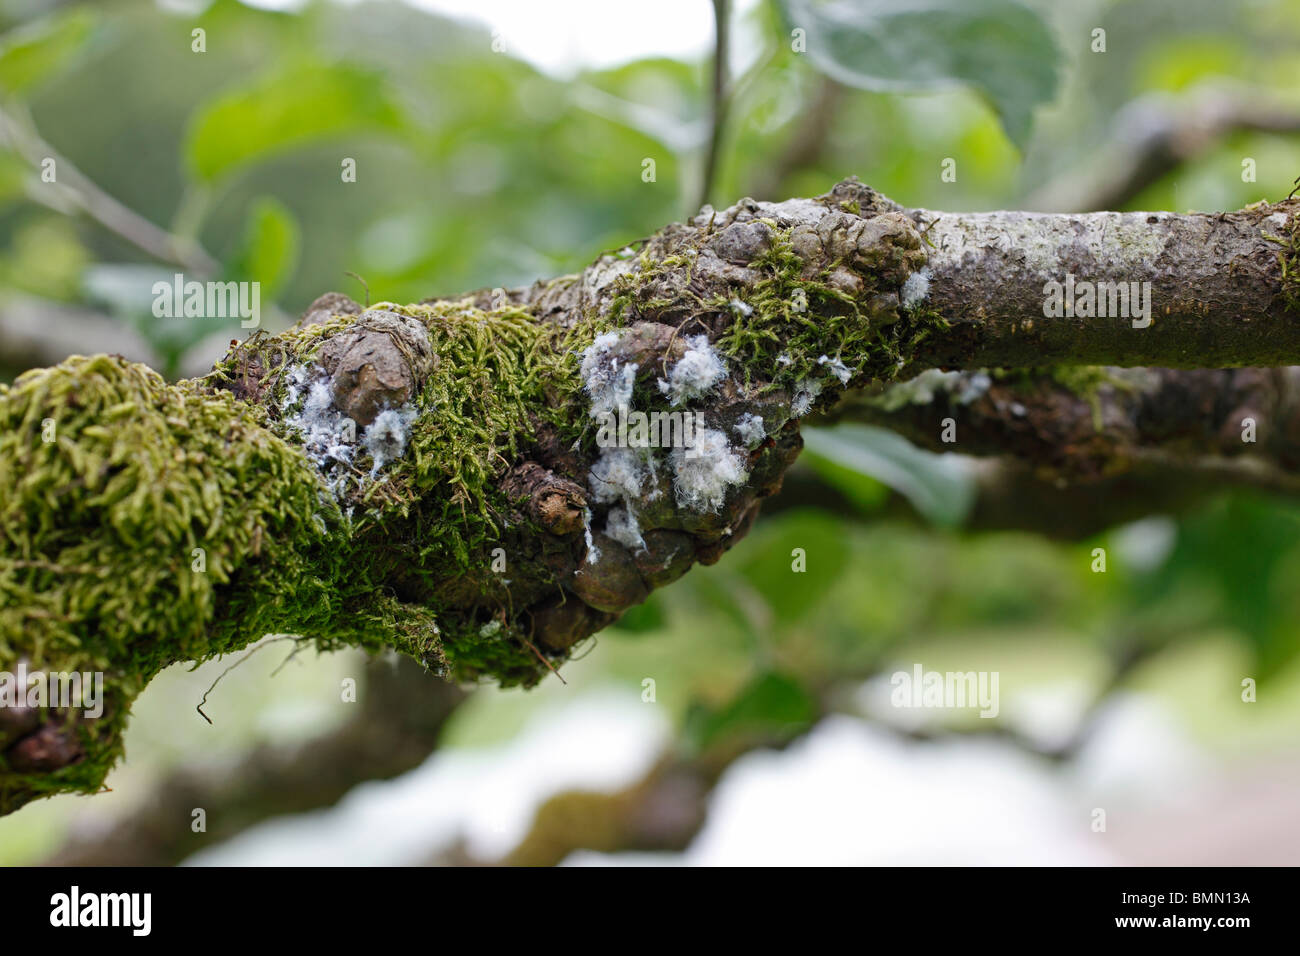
[0,103,219,275]
[518,630,566,685]
[195,636,297,724]
[749,77,845,201]
[1024,86,1300,213]
[696,0,731,212]
[345,271,371,307]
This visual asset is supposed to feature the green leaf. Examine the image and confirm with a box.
[734,509,852,625]
[779,0,1061,148]
[227,196,301,302]
[1134,496,1300,678]
[688,671,818,751]
[611,596,666,634]
[0,149,27,204]
[81,263,210,377]
[184,62,408,182]
[0,9,97,97]
[802,424,975,527]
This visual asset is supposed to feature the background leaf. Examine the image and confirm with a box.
[733,509,852,625]
[779,0,1061,148]
[0,9,97,97]
[1129,496,1300,678]
[183,61,409,183]
[687,671,819,751]
[611,597,666,634]
[802,423,976,527]
[227,196,301,302]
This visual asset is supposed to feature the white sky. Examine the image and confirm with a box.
[233,0,762,76]
[410,0,717,74]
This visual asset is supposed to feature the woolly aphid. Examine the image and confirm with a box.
[362,406,419,476]
[901,267,932,311]
[671,426,747,513]
[658,334,727,406]
[283,371,356,498]
[580,333,660,558]
[733,412,766,448]
[818,354,853,385]
[282,363,419,493]
[604,505,648,552]
[588,447,656,555]
[791,378,823,417]
[581,506,601,564]
[580,331,637,418]
[583,332,745,554]
[589,446,653,505]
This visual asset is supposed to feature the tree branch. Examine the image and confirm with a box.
[833,366,1300,492]
[3,178,1298,815]
[697,0,731,211]
[907,201,1300,369]
[0,104,219,276]
[1024,87,1300,214]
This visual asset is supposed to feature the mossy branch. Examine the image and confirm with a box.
[2,178,1298,815]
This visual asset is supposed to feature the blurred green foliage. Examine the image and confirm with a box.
[2,0,1298,368]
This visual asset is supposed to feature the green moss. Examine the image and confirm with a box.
[1266,209,1300,313]
[203,297,620,685]
[210,301,594,546]
[1050,366,1110,430]
[721,228,945,389]
[602,222,946,393]
[0,318,598,805]
[0,355,351,807]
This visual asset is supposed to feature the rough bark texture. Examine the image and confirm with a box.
[2,179,1298,816]
[909,204,1300,369]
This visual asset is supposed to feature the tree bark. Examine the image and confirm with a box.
[2,178,1297,816]
[908,204,1300,369]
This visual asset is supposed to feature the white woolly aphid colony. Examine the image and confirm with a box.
[280,364,420,507]
[580,330,753,557]
[578,319,868,562]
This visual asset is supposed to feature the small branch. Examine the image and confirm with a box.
[767,457,1218,540]
[0,103,219,275]
[0,295,161,371]
[1025,86,1300,213]
[696,0,731,211]
[833,366,1300,493]
[749,76,844,201]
